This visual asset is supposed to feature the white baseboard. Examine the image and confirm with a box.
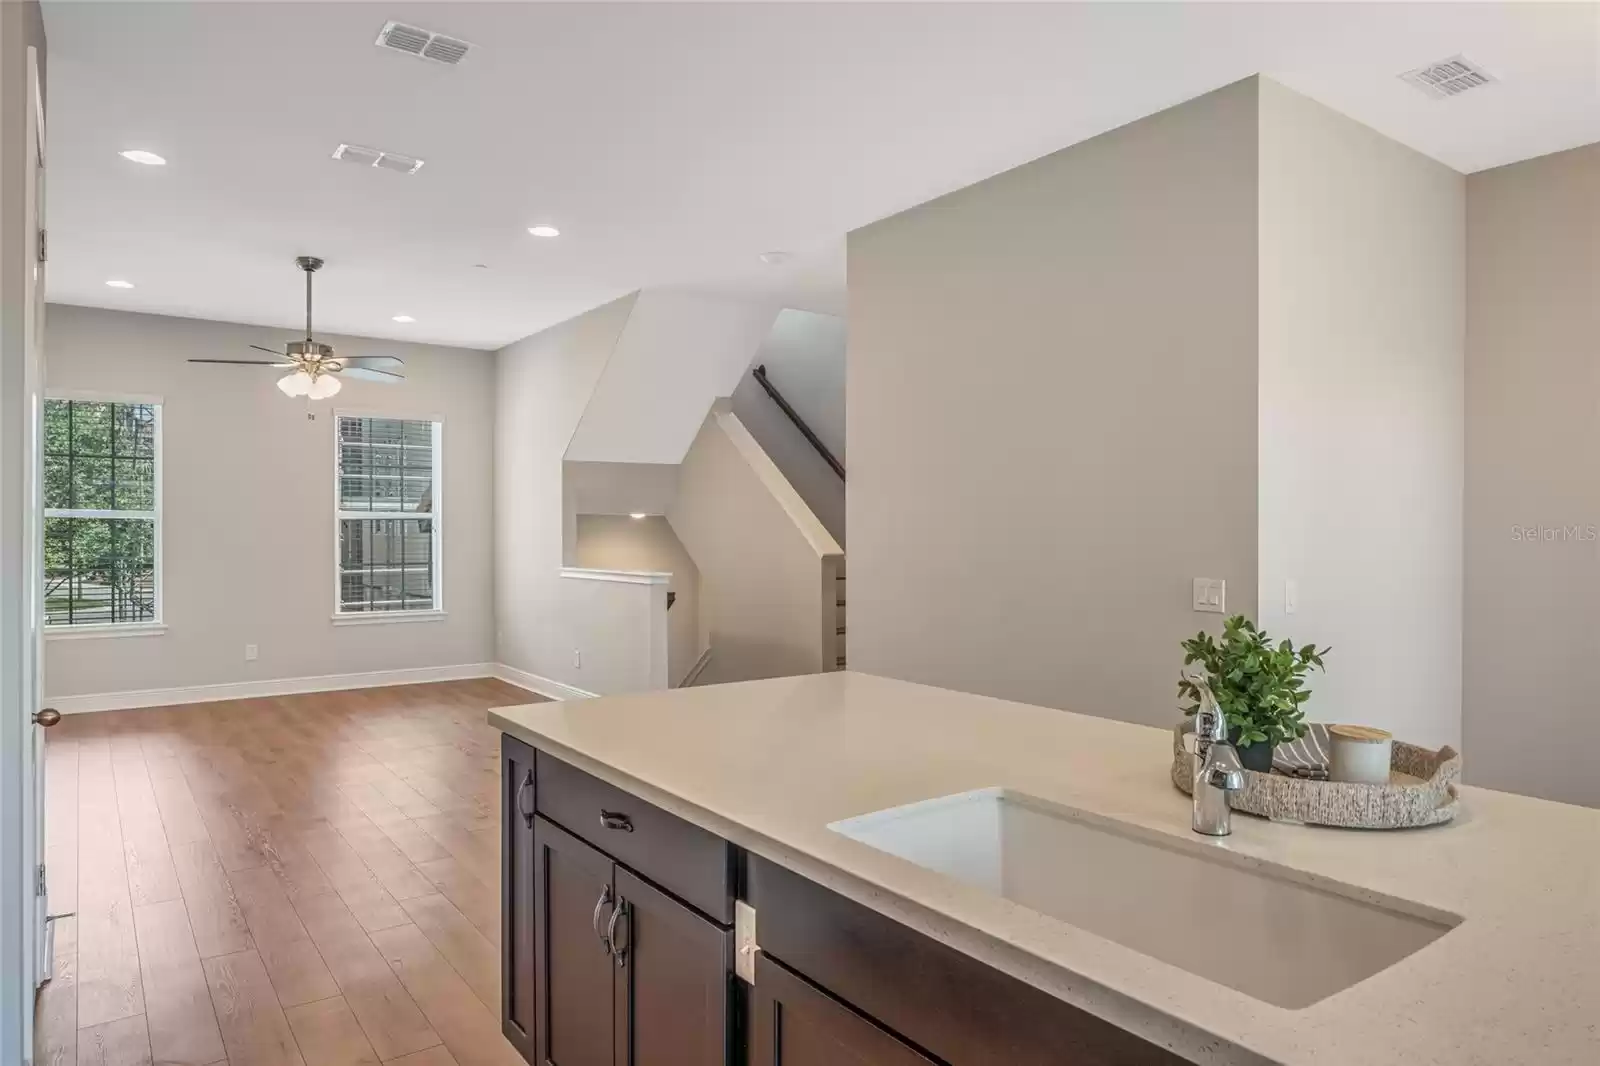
[48,662,497,715]
[677,647,713,688]
[491,663,598,701]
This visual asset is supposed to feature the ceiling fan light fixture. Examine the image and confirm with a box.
[307,374,343,400]
[277,371,314,397]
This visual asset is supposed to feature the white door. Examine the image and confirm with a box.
[21,43,52,999]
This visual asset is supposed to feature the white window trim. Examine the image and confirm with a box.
[332,413,443,619]
[329,610,447,627]
[42,396,163,631]
[45,622,168,641]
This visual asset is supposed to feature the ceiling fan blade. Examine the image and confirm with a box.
[249,344,290,357]
[336,356,405,372]
[187,359,292,366]
[339,367,406,384]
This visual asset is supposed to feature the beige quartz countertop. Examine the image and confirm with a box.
[489,671,1600,1066]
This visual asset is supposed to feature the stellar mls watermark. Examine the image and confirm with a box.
[1511,524,1598,543]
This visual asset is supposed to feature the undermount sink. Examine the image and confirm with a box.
[828,788,1459,1009]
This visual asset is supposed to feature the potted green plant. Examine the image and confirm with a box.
[1178,615,1328,773]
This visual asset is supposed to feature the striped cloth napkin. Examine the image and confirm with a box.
[1272,724,1332,780]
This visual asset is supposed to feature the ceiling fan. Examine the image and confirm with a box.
[188,255,405,399]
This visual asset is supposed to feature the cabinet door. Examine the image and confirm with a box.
[752,955,934,1066]
[613,868,731,1066]
[535,816,617,1066]
[503,736,538,1058]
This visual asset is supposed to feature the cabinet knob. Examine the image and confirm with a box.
[33,708,61,728]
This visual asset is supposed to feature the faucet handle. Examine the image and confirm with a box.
[1204,760,1246,793]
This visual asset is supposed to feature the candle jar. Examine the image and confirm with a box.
[1328,724,1393,785]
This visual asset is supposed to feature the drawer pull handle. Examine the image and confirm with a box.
[515,771,534,829]
[599,810,634,833]
[607,901,631,968]
[592,885,615,955]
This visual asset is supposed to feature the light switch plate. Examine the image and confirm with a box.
[1285,579,1299,614]
[1192,578,1226,614]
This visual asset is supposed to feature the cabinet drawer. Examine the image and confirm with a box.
[536,751,734,924]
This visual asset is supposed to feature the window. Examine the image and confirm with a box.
[335,414,441,614]
[43,398,161,628]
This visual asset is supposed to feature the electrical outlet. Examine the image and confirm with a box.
[244,644,259,661]
[1192,578,1226,614]
[573,649,582,669]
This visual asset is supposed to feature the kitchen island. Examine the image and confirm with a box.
[491,671,1599,1066]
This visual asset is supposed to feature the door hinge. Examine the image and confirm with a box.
[734,900,758,984]
[37,229,46,263]
[35,864,47,896]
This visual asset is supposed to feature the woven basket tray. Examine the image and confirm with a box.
[1170,724,1461,829]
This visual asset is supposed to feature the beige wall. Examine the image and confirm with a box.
[847,80,1261,728]
[668,403,841,684]
[494,294,636,691]
[731,311,848,548]
[43,305,496,699]
[731,371,845,546]
[1465,143,1600,806]
[563,460,679,551]
[556,568,668,695]
[575,514,702,685]
[565,289,775,464]
[1256,81,1465,750]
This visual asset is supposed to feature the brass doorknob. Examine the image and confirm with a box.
[33,708,60,727]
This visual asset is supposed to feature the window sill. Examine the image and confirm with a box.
[331,610,447,627]
[45,622,168,641]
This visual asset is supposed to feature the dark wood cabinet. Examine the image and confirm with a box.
[521,809,732,1066]
[615,867,732,1066]
[748,856,1185,1066]
[536,752,735,923]
[506,748,1182,1066]
[534,817,618,1066]
[752,955,934,1066]
[503,736,538,1058]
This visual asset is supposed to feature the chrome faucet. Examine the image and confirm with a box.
[1183,672,1246,836]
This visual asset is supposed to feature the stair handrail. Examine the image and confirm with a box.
[751,364,845,479]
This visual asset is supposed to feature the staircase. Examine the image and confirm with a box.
[836,564,847,670]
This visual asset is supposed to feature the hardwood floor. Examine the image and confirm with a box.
[35,678,542,1066]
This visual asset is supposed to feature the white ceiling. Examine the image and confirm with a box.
[43,1,1600,351]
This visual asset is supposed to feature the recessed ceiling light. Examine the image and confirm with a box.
[629,513,649,520]
[392,314,415,323]
[119,150,166,166]
[527,225,560,238]
[759,251,793,266]
[105,279,135,289]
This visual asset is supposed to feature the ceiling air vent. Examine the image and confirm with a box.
[1399,55,1497,99]
[375,20,472,65]
[332,143,425,176]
